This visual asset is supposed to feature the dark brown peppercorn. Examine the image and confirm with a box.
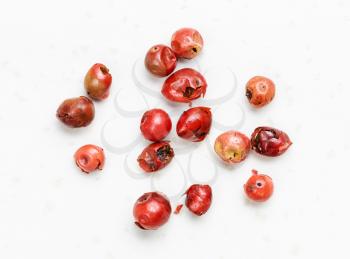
[56,96,95,128]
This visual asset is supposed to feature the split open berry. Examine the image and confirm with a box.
[137,141,174,172]
[56,96,95,128]
[84,63,112,100]
[74,144,105,173]
[162,68,207,103]
[171,28,203,59]
[214,130,250,164]
[251,126,292,157]
[145,44,177,77]
[133,192,171,230]
[244,170,273,202]
[176,107,212,142]
[185,184,212,216]
[140,109,172,142]
[246,76,275,108]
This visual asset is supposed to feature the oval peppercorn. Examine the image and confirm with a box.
[145,44,177,77]
[185,184,212,216]
[84,63,112,100]
[56,96,95,128]
[251,126,292,157]
[161,68,207,103]
[137,141,174,172]
[176,107,212,142]
[214,130,251,164]
[171,28,203,59]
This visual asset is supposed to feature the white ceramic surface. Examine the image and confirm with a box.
[1,0,349,258]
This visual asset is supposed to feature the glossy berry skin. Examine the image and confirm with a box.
[137,141,174,173]
[74,144,105,173]
[214,130,251,164]
[133,192,171,230]
[84,63,112,100]
[56,96,95,128]
[162,68,207,103]
[176,107,212,142]
[171,28,203,59]
[140,109,172,142]
[251,127,292,157]
[145,44,177,77]
[246,76,275,108]
[185,184,212,216]
[244,170,273,202]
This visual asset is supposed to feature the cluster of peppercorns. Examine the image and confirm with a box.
[56,63,112,172]
[56,27,292,231]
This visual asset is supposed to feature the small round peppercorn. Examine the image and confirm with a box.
[84,63,112,100]
[145,44,177,77]
[245,76,275,108]
[140,109,172,142]
[133,192,172,230]
[56,96,95,128]
[171,28,203,59]
[214,130,251,164]
[74,144,105,173]
[244,170,274,202]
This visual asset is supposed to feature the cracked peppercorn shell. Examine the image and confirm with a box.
[74,144,105,173]
[56,96,95,128]
[137,141,174,172]
[245,76,275,108]
[251,126,292,157]
[171,28,203,59]
[144,44,177,77]
[133,192,172,230]
[161,68,207,103]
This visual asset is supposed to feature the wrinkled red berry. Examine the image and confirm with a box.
[137,141,174,173]
[251,126,292,157]
[162,68,207,103]
[74,144,105,173]
[140,109,172,142]
[176,107,212,142]
[214,130,250,164]
[56,96,95,128]
[171,28,203,59]
[84,63,112,100]
[145,44,177,77]
[244,170,273,202]
[185,184,212,216]
[133,192,171,230]
[246,76,275,108]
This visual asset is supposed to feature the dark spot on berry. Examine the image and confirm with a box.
[183,87,194,97]
[246,89,252,100]
[156,144,173,161]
